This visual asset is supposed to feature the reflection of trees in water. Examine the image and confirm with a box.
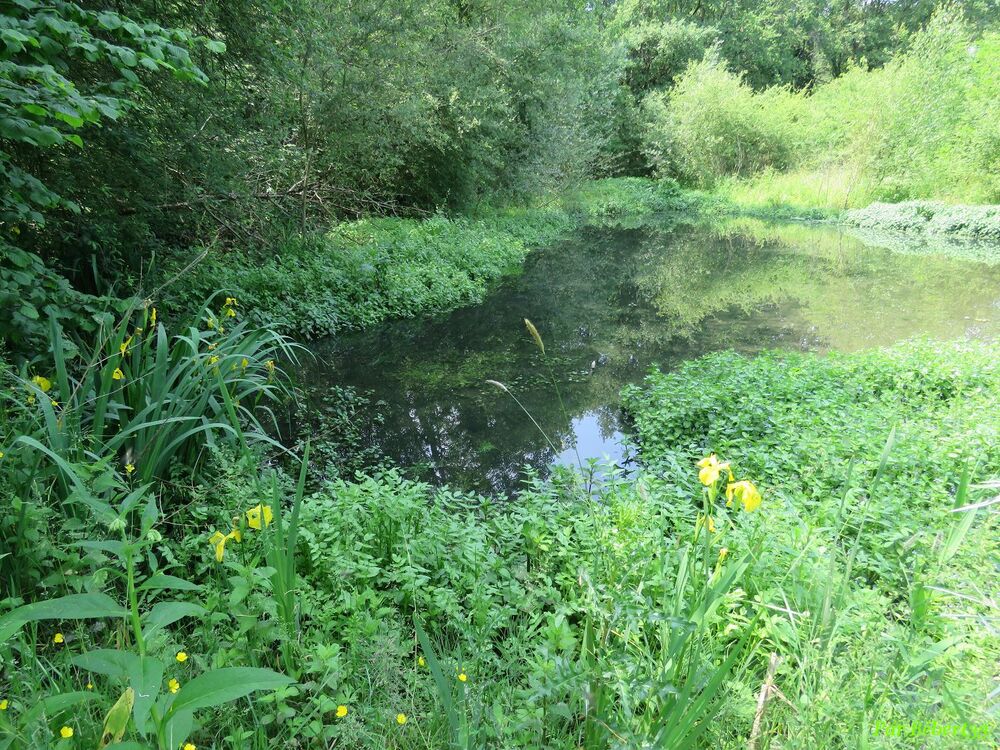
[303,218,1000,495]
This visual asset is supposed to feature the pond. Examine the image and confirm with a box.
[302,215,1000,495]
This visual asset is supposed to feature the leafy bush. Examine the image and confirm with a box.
[643,55,795,186]
[845,201,1000,240]
[623,340,999,744]
[0,244,129,365]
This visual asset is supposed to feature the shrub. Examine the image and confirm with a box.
[643,55,796,186]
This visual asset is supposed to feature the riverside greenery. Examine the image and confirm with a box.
[1,303,996,748]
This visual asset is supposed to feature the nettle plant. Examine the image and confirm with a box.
[0,471,292,749]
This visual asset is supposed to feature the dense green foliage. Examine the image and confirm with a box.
[158,178,684,339]
[1,0,999,747]
[648,11,1000,207]
[623,340,999,745]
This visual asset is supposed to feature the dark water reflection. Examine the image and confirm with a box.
[302,217,1000,495]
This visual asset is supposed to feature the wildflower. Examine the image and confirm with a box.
[458,672,467,682]
[27,395,35,405]
[119,336,132,355]
[336,705,348,718]
[175,651,188,663]
[207,317,216,329]
[183,744,196,750]
[0,452,4,459]
[696,454,731,486]
[168,678,180,693]
[31,375,51,392]
[53,632,64,644]
[208,355,219,366]
[726,480,762,512]
[396,713,407,725]
[417,656,425,667]
[265,360,275,373]
[246,504,273,530]
[60,726,73,738]
[707,516,716,534]
[86,682,93,690]
[718,547,729,562]
[150,308,157,326]
[224,297,237,307]
[0,699,8,710]
[207,342,217,350]
[112,368,124,381]
[50,400,59,408]
[208,529,241,562]
[226,307,236,318]
[241,357,249,369]
[125,463,135,475]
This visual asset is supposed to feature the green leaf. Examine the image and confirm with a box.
[71,649,139,680]
[0,593,125,643]
[138,573,201,593]
[167,668,294,714]
[128,657,163,735]
[141,601,205,640]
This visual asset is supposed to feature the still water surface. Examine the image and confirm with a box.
[305,216,1000,495]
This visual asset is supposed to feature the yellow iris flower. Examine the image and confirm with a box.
[30,375,51,392]
[696,454,732,486]
[208,529,242,561]
[246,504,273,530]
[726,480,762,512]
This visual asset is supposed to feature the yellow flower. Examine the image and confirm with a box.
[696,454,731,486]
[241,357,249,369]
[265,360,275,372]
[175,651,188,663]
[224,297,237,307]
[396,713,407,725]
[208,529,241,562]
[0,699,8,710]
[208,355,219,366]
[207,317,216,329]
[336,705,348,718]
[53,632,64,644]
[246,504,273,530]
[119,336,132,355]
[417,656,425,667]
[718,547,729,562]
[707,516,716,534]
[458,672,467,682]
[86,682,93,690]
[226,307,236,318]
[27,394,35,405]
[150,307,157,326]
[31,375,51,392]
[125,463,135,475]
[50,400,59,408]
[726,480,762,512]
[168,678,180,694]
[60,726,73,738]
[0,452,4,459]
[112,368,124,381]
[183,744,196,750]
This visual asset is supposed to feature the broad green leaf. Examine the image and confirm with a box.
[167,668,294,714]
[71,649,139,680]
[128,657,162,736]
[141,601,205,640]
[0,593,125,643]
[138,573,201,593]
